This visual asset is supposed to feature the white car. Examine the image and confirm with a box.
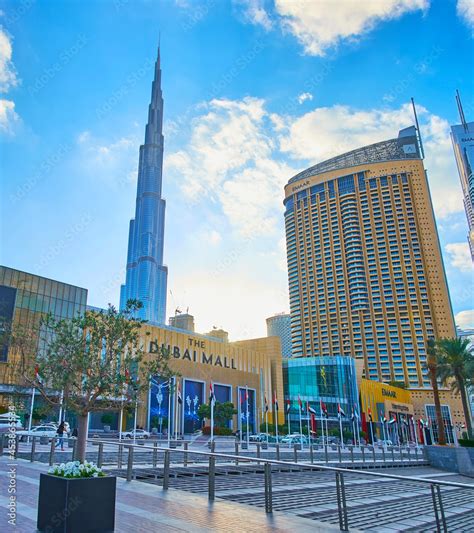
[17,425,58,442]
[123,429,150,439]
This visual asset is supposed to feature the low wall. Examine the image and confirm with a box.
[425,445,474,477]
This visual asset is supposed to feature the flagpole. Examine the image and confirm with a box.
[210,383,214,444]
[338,410,344,449]
[306,403,311,444]
[245,385,250,450]
[274,396,279,442]
[265,396,268,443]
[27,386,35,444]
[412,417,418,447]
[119,396,123,441]
[298,400,303,449]
[287,401,291,448]
[167,379,172,448]
[175,378,179,441]
[58,389,64,423]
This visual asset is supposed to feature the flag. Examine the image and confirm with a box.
[307,402,317,416]
[367,407,373,422]
[388,415,397,425]
[242,389,249,403]
[351,408,355,422]
[273,392,279,411]
[320,400,328,418]
[124,368,130,383]
[402,416,409,427]
[177,380,183,404]
[298,395,303,411]
[209,382,215,405]
[34,365,43,384]
[337,404,346,418]
[380,411,387,423]
[264,393,269,413]
[353,404,360,420]
[286,399,291,414]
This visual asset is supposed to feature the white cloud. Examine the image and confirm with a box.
[166,96,297,237]
[455,310,474,329]
[207,230,222,245]
[0,28,18,92]
[0,28,19,134]
[457,0,474,29]
[279,102,464,219]
[236,0,273,30]
[0,98,19,133]
[445,242,473,273]
[76,131,139,187]
[297,92,313,104]
[241,0,429,56]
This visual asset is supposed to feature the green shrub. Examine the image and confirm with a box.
[100,413,114,425]
[202,426,233,436]
[459,439,474,447]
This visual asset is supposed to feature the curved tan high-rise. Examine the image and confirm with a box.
[284,127,464,429]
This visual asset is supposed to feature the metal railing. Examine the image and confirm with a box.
[84,439,473,533]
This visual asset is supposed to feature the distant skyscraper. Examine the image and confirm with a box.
[120,47,167,323]
[169,313,195,332]
[284,126,456,390]
[451,91,474,260]
[266,313,292,358]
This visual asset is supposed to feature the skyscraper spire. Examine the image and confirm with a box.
[120,44,168,323]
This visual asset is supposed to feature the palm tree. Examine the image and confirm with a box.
[425,339,446,445]
[436,337,473,439]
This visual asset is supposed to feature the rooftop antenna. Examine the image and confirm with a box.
[455,89,468,133]
[411,97,425,159]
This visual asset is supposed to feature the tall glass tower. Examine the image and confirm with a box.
[120,47,167,323]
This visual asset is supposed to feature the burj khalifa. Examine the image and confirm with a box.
[120,46,167,323]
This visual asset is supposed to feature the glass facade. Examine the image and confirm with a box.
[120,47,168,324]
[0,266,87,363]
[450,121,474,259]
[266,313,292,358]
[283,356,358,419]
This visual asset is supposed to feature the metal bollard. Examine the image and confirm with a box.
[126,446,134,482]
[399,446,403,462]
[407,448,411,462]
[275,443,280,461]
[335,471,349,531]
[350,446,354,463]
[118,443,123,469]
[234,441,239,466]
[152,442,157,468]
[324,444,329,463]
[293,444,298,463]
[97,443,104,468]
[372,446,376,463]
[208,455,216,501]
[256,442,261,464]
[415,447,418,462]
[72,439,77,462]
[30,436,36,462]
[210,440,215,454]
[163,450,170,490]
[184,442,188,467]
[338,445,342,463]
[310,444,314,464]
[49,437,55,466]
[391,447,395,463]
[381,447,385,464]
[361,446,365,463]
[264,462,273,513]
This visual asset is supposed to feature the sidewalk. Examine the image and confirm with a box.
[0,456,339,532]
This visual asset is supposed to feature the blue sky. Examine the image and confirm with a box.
[1,0,473,339]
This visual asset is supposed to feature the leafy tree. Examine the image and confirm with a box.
[436,337,474,438]
[388,380,407,389]
[425,339,446,445]
[197,401,237,428]
[7,300,173,462]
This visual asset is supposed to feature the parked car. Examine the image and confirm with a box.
[17,425,58,442]
[249,433,269,442]
[281,434,308,444]
[123,429,150,439]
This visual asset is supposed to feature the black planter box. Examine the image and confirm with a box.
[37,473,116,532]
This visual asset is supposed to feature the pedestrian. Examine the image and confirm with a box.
[55,421,66,450]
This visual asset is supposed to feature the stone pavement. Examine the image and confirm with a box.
[0,457,339,532]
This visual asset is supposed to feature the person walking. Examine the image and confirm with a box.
[55,421,66,451]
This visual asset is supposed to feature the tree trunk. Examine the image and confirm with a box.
[429,366,446,445]
[76,413,89,463]
[457,374,473,439]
